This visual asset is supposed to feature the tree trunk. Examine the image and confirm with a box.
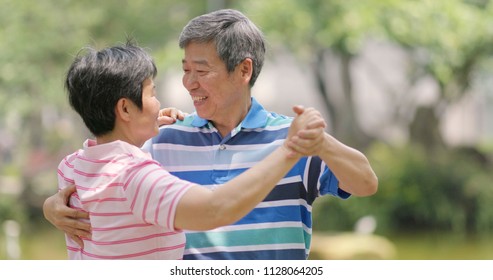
[313,49,373,150]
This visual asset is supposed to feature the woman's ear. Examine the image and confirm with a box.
[115,98,131,122]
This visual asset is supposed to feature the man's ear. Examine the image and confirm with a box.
[115,98,131,122]
[238,58,253,84]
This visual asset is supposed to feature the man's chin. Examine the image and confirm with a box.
[195,110,209,119]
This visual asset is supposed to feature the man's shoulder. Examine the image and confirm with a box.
[264,111,293,127]
[152,114,206,145]
[169,114,197,127]
[158,114,199,133]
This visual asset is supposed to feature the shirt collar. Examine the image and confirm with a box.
[82,139,152,160]
[190,97,269,129]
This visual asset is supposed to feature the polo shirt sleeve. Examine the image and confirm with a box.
[124,160,195,231]
[319,168,351,199]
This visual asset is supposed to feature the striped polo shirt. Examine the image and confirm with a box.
[144,97,350,260]
[57,139,195,259]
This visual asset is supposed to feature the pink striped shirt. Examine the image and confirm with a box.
[57,139,195,259]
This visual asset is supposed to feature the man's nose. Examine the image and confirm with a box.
[183,72,199,90]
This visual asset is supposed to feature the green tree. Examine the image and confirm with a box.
[0,0,209,223]
[241,0,493,152]
[380,0,493,151]
[241,0,493,235]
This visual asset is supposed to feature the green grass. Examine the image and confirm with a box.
[387,232,493,260]
[2,227,493,260]
[1,227,67,260]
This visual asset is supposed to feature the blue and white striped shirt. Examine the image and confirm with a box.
[143,97,349,260]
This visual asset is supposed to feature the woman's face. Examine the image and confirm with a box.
[131,78,161,146]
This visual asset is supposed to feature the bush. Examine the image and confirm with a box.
[313,142,493,235]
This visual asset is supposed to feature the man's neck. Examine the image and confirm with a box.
[210,97,252,138]
[212,119,240,138]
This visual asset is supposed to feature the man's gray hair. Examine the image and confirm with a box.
[179,9,265,87]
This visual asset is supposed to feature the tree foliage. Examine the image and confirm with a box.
[241,0,493,150]
[313,142,493,235]
[1,0,492,239]
[0,0,209,224]
[240,0,493,234]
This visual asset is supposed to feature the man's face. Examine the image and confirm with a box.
[181,42,245,124]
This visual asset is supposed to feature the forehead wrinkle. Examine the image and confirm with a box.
[182,58,210,66]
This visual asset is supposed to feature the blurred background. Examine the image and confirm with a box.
[1,0,493,260]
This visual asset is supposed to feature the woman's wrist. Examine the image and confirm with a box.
[281,140,301,160]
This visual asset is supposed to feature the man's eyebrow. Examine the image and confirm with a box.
[182,59,209,66]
